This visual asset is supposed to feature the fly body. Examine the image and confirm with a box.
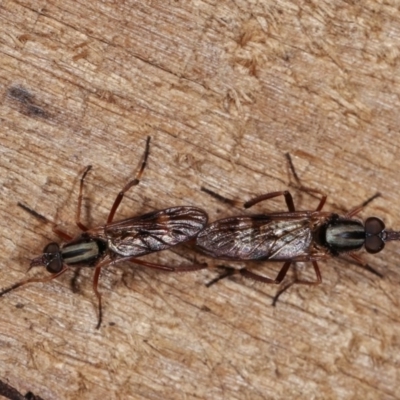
[1,137,208,328]
[30,206,207,274]
[197,160,400,303]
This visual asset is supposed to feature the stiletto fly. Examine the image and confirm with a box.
[0,137,208,328]
[196,154,400,303]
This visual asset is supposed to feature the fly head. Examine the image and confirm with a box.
[30,242,63,273]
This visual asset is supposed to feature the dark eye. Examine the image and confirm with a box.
[365,217,385,235]
[43,242,60,254]
[46,257,63,273]
[364,218,385,254]
[43,242,63,273]
[365,235,385,254]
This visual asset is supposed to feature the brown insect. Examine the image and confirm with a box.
[196,154,399,303]
[1,137,208,328]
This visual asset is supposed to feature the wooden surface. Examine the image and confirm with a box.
[1,1,400,399]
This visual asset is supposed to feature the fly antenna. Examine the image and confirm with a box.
[384,230,400,242]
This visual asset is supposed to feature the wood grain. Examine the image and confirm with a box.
[1,1,400,399]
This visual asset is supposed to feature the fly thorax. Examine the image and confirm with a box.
[61,239,106,265]
[315,217,365,255]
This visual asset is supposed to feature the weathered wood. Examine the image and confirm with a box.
[1,1,400,399]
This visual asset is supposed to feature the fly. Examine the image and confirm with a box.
[196,154,399,303]
[1,137,208,328]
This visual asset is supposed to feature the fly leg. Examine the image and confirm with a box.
[285,153,328,211]
[348,253,383,278]
[240,261,293,284]
[202,185,326,212]
[107,137,150,223]
[286,153,381,215]
[201,153,330,212]
[205,262,292,291]
[123,257,208,272]
[69,165,94,294]
[76,136,151,230]
[0,265,68,298]
[240,261,322,305]
[345,193,381,218]
[209,261,323,305]
[205,266,237,287]
[91,253,207,329]
[92,256,112,329]
[75,165,92,231]
[271,261,322,305]
[201,186,298,212]
[18,202,73,241]
[18,165,94,236]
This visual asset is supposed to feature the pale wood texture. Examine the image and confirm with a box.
[1,1,400,399]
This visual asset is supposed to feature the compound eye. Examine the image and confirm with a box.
[365,235,385,254]
[365,217,385,235]
[46,256,63,273]
[43,242,63,273]
[43,242,60,254]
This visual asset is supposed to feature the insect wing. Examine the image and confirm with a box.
[196,215,312,261]
[102,207,208,257]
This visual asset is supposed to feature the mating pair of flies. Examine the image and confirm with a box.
[1,137,399,328]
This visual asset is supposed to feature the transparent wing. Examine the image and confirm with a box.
[196,215,312,261]
[96,207,207,257]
